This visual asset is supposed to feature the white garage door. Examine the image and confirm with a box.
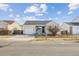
[23,27,35,35]
[72,26,79,34]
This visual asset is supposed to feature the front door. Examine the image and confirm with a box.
[36,26,45,35]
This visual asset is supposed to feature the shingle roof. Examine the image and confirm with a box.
[4,20,14,24]
[65,22,79,26]
[24,20,51,25]
[0,20,14,24]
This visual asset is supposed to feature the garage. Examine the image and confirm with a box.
[12,30,23,34]
[23,25,35,35]
[72,26,79,34]
[65,22,79,35]
[23,21,52,35]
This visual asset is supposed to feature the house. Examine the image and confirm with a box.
[0,20,60,35]
[61,22,79,35]
[8,21,22,34]
[0,20,14,35]
[0,21,9,30]
[0,20,22,35]
[22,20,59,35]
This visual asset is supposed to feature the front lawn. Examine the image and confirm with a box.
[34,35,79,41]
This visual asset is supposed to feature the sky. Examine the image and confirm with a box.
[0,3,79,25]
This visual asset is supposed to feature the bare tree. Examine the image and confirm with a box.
[47,25,59,36]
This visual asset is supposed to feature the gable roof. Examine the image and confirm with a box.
[24,20,51,25]
[4,20,14,24]
[65,22,79,26]
[0,20,14,24]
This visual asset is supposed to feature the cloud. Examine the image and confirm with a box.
[13,15,21,24]
[14,18,20,21]
[23,16,46,21]
[35,13,44,16]
[9,14,13,17]
[68,11,73,15]
[24,4,47,16]
[24,5,39,13]
[16,14,20,18]
[40,4,47,13]
[55,17,58,20]
[0,3,9,11]
[9,14,20,18]
[68,3,79,11]
[9,8,13,12]
[24,16,39,21]
[14,15,51,25]
[57,11,62,15]
[68,3,79,15]
[48,17,52,20]
[14,17,26,25]
[14,16,42,25]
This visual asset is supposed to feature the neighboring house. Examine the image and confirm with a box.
[0,20,14,35]
[61,22,79,35]
[60,22,71,35]
[0,20,60,35]
[0,21,8,30]
[23,20,59,35]
[0,20,22,35]
[8,21,22,34]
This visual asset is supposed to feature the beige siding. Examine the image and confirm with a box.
[8,22,22,31]
[0,22,8,29]
[61,23,70,33]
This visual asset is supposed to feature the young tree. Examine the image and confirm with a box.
[47,25,59,36]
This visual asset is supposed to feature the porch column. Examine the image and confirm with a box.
[69,25,72,35]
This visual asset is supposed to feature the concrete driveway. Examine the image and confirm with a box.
[0,35,34,48]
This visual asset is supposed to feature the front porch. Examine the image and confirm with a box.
[35,26,46,35]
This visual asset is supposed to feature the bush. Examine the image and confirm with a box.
[0,30,10,35]
[47,25,59,36]
[61,30,69,35]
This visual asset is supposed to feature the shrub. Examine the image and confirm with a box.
[47,25,59,36]
[0,30,10,35]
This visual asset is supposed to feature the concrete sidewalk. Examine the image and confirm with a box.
[10,35,35,41]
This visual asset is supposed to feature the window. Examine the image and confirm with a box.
[42,27,45,33]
